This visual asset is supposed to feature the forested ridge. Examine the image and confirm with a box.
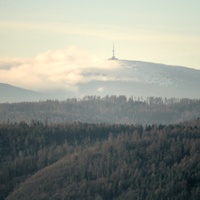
[1,96,200,125]
[1,120,200,199]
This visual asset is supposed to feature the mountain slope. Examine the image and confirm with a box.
[5,121,200,200]
[0,83,42,103]
[1,60,200,102]
[78,60,200,98]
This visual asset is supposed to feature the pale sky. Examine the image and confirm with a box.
[0,0,200,90]
[1,0,200,67]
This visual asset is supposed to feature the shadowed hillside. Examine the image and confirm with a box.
[0,83,42,103]
[1,120,200,199]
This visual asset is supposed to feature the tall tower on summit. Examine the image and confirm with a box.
[109,44,118,60]
[112,44,115,58]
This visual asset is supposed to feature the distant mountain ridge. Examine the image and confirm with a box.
[0,83,42,103]
[1,60,200,102]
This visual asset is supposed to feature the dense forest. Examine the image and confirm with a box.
[1,120,200,199]
[0,96,200,125]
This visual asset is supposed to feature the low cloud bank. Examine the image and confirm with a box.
[0,47,120,92]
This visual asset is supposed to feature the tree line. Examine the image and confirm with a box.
[0,96,200,125]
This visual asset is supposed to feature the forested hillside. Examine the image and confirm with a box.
[1,96,200,125]
[1,120,200,199]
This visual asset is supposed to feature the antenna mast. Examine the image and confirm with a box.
[113,44,115,58]
[109,43,118,60]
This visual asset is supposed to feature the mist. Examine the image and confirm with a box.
[0,47,120,92]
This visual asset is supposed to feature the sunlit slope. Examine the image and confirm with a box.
[78,60,200,98]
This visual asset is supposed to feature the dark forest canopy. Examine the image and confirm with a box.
[0,96,200,125]
[1,120,200,199]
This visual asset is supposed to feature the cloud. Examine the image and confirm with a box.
[97,87,104,93]
[0,47,120,92]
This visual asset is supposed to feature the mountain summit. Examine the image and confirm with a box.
[78,60,200,98]
[1,60,200,102]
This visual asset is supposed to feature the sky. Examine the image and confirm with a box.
[0,0,200,91]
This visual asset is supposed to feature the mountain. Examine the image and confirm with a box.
[78,60,200,98]
[0,83,42,103]
[1,60,200,102]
